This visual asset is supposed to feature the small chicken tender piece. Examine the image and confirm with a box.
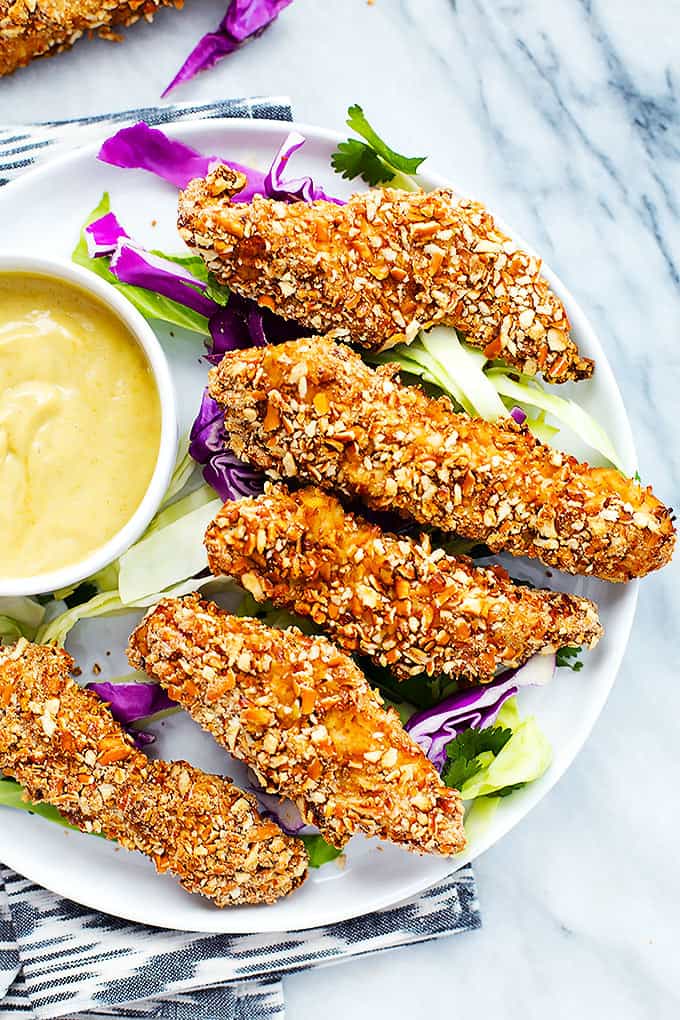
[0,639,307,907]
[178,164,591,383]
[205,483,603,684]
[208,337,675,583]
[0,0,183,77]
[128,595,466,857]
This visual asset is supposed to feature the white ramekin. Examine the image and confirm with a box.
[0,252,178,597]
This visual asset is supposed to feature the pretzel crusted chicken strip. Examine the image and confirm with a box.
[0,0,183,77]
[205,484,603,684]
[0,640,307,906]
[128,596,466,856]
[209,337,675,583]
[178,165,591,382]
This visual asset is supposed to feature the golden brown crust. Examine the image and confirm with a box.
[128,595,466,857]
[0,639,307,906]
[0,0,183,76]
[205,483,603,684]
[178,165,592,382]
[209,337,675,582]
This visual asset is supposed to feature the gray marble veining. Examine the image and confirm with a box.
[1,1,679,1016]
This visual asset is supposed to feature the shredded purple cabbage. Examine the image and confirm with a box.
[85,211,129,258]
[189,391,265,502]
[98,122,341,211]
[109,242,218,318]
[405,655,555,771]
[87,681,176,750]
[203,451,265,502]
[207,292,267,361]
[189,390,224,460]
[253,791,314,836]
[194,294,310,497]
[244,769,314,836]
[207,293,305,360]
[510,405,528,425]
[162,0,294,97]
[264,131,345,204]
[97,122,266,198]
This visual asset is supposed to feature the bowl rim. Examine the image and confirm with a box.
[0,251,178,597]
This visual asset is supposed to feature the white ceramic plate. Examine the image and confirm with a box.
[0,119,638,933]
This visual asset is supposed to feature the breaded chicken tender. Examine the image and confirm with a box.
[0,639,307,906]
[178,164,591,382]
[209,337,675,583]
[128,595,466,856]
[205,484,603,684]
[0,0,183,77]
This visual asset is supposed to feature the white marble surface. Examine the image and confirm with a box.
[2,0,680,1016]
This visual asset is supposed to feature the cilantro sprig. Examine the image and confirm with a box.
[556,646,584,672]
[331,104,426,188]
[358,656,460,712]
[441,725,512,790]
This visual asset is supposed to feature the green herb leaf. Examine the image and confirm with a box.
[356,657,461,710]
[300,833,343,868]
[331,139,396,186]
[556,646,584,672]
[331,104,426,186]
[442,725,513,790]
[345,104,426,175]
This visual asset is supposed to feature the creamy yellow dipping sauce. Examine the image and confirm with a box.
[0,273,161,579]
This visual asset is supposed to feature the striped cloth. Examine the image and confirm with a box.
[0,866,479,1019]
[0,96,292,185]
[0,97,481,1020]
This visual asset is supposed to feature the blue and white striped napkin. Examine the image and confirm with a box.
[0,96,481,1020]
[0,96,292,185]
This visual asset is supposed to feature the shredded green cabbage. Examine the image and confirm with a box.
[37,572,230,647]
[486,368,625,470]
[459,698,552,800]
[141,482,217,540]
[420,327,507,420]
[0,778,81,830]
[369,325,623,468]
[37,590,126,646]
[461,794,501,843]
[118,497,222,605]
[0,597,45,643]
[0,617,24,644]
[156,440,201,510]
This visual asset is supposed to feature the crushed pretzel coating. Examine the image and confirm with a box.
[0,639,307,907]
[205,483,603,684]
[128,596,466,857]
[209,336,675,583]
[0,0,183,77]
[178,164,591,382]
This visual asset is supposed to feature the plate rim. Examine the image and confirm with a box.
[0,116,639,932]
